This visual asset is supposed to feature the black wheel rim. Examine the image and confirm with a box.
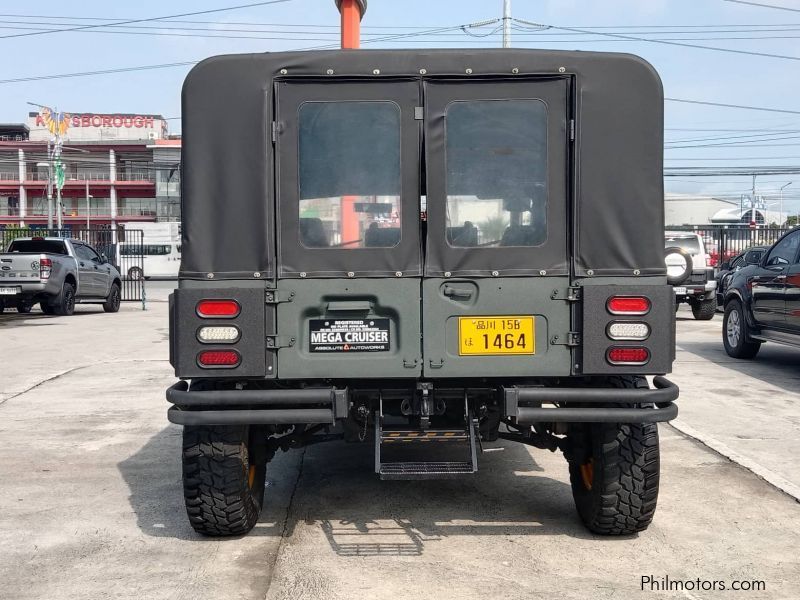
[113,287,120,309]
[65,289,75,312]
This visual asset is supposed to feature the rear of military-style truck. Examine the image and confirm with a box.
[167,49,678,537]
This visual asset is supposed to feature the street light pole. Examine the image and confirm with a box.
[85,179,92,229]
[503,0,512,48]
[780,182,792,227]
[56,181,62,230]
[37,161,53,229]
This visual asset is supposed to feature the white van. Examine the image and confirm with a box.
[120,242,181,279]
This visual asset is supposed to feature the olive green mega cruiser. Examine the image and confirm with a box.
[167,48,678,537]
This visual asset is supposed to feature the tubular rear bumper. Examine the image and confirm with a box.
[503,376,678,423]
[166,381,349,426]
[166,377,678,426]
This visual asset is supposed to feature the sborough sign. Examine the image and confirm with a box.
[33,113,159,129]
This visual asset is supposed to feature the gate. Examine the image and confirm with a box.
[670,225,790,268]
[0,226,145,306]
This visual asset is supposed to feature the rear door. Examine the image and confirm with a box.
[73,243,100,296]
[422,79,572,377]
[752,231,800,328]
[84,244,112,296]
[274,79,423,379]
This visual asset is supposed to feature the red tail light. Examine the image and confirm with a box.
[607,347,650,365]
[40,257,52,280]
[197,349,241,368]
[196,299,240,318]
[607,296,651,315]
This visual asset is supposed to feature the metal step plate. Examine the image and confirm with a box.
[379,461,476,480]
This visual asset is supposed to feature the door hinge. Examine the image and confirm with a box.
[403,357,419,369]
[414,106,424,120]
[428,358,445,369]
[550,286,581,302]
[266,335,295,349]
[551,332,581,347]
[265,289,294,304]
[569,119,575,141]
[271,121,278,144]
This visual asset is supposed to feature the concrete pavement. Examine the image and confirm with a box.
[1,300,798,599]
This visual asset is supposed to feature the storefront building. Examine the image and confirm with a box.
[0,112,180,229]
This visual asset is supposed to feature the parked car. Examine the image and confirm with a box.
[0,237,122,315]
[723,228,800,358]
[715,245,768,307]
[664,231,717,319]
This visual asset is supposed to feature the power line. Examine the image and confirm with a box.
[0,61,198,85]
[666,97,800,115]
[722,0,800,13]
[0,0,291,40]
[513,17,800,62]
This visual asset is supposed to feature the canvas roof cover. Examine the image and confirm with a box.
[180,48,665,280]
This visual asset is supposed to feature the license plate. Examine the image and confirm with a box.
[673,287,687,295]
[0,286,19,295]
[459,316,535,356]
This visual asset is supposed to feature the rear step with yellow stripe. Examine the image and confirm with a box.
[375,401,478,480]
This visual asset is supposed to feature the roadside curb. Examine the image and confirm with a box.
[670,419,800,503]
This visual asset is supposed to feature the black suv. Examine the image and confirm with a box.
[723,229,800,358]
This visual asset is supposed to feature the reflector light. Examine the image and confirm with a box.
[607,347,650,365]
[197,350,241,367]
[196,299,240,318]
[607,296,651,315]
[607,322,651,341]
[197,326,240,343]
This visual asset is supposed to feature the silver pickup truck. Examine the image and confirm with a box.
[0,237,122,315]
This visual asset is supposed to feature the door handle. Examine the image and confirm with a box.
[326,300,372,312]
[443,285,473,299]
[79,262,85,267]
[775,275,787,282]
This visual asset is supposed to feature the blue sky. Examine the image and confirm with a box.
[2,0,799,212]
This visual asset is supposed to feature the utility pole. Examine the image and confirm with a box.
[751,174,757,223]
[86,179,91,229]
[780,182,792,227]
[503,0,512,48]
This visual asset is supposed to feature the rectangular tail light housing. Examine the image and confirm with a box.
[607,296,651,315]
[607,321,651,341]
[196,299,240,318]
[197,325,240,343]
[607,346,650,366]
[197,349,241,368]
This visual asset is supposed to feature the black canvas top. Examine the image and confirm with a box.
[180,48,664,280]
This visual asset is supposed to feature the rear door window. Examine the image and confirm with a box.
[766,231,800,266]
[445,99,547,248]
[298,101,401,249]
[664,236,701,255]
[8,240,67,254]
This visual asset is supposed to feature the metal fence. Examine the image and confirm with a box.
[0,227,145,306]
[669,225,790,267]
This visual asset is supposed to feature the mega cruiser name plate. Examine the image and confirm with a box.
[309,318,390,353]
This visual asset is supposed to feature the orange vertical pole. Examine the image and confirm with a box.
[336,0,366,245]
[340,0,362,49]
